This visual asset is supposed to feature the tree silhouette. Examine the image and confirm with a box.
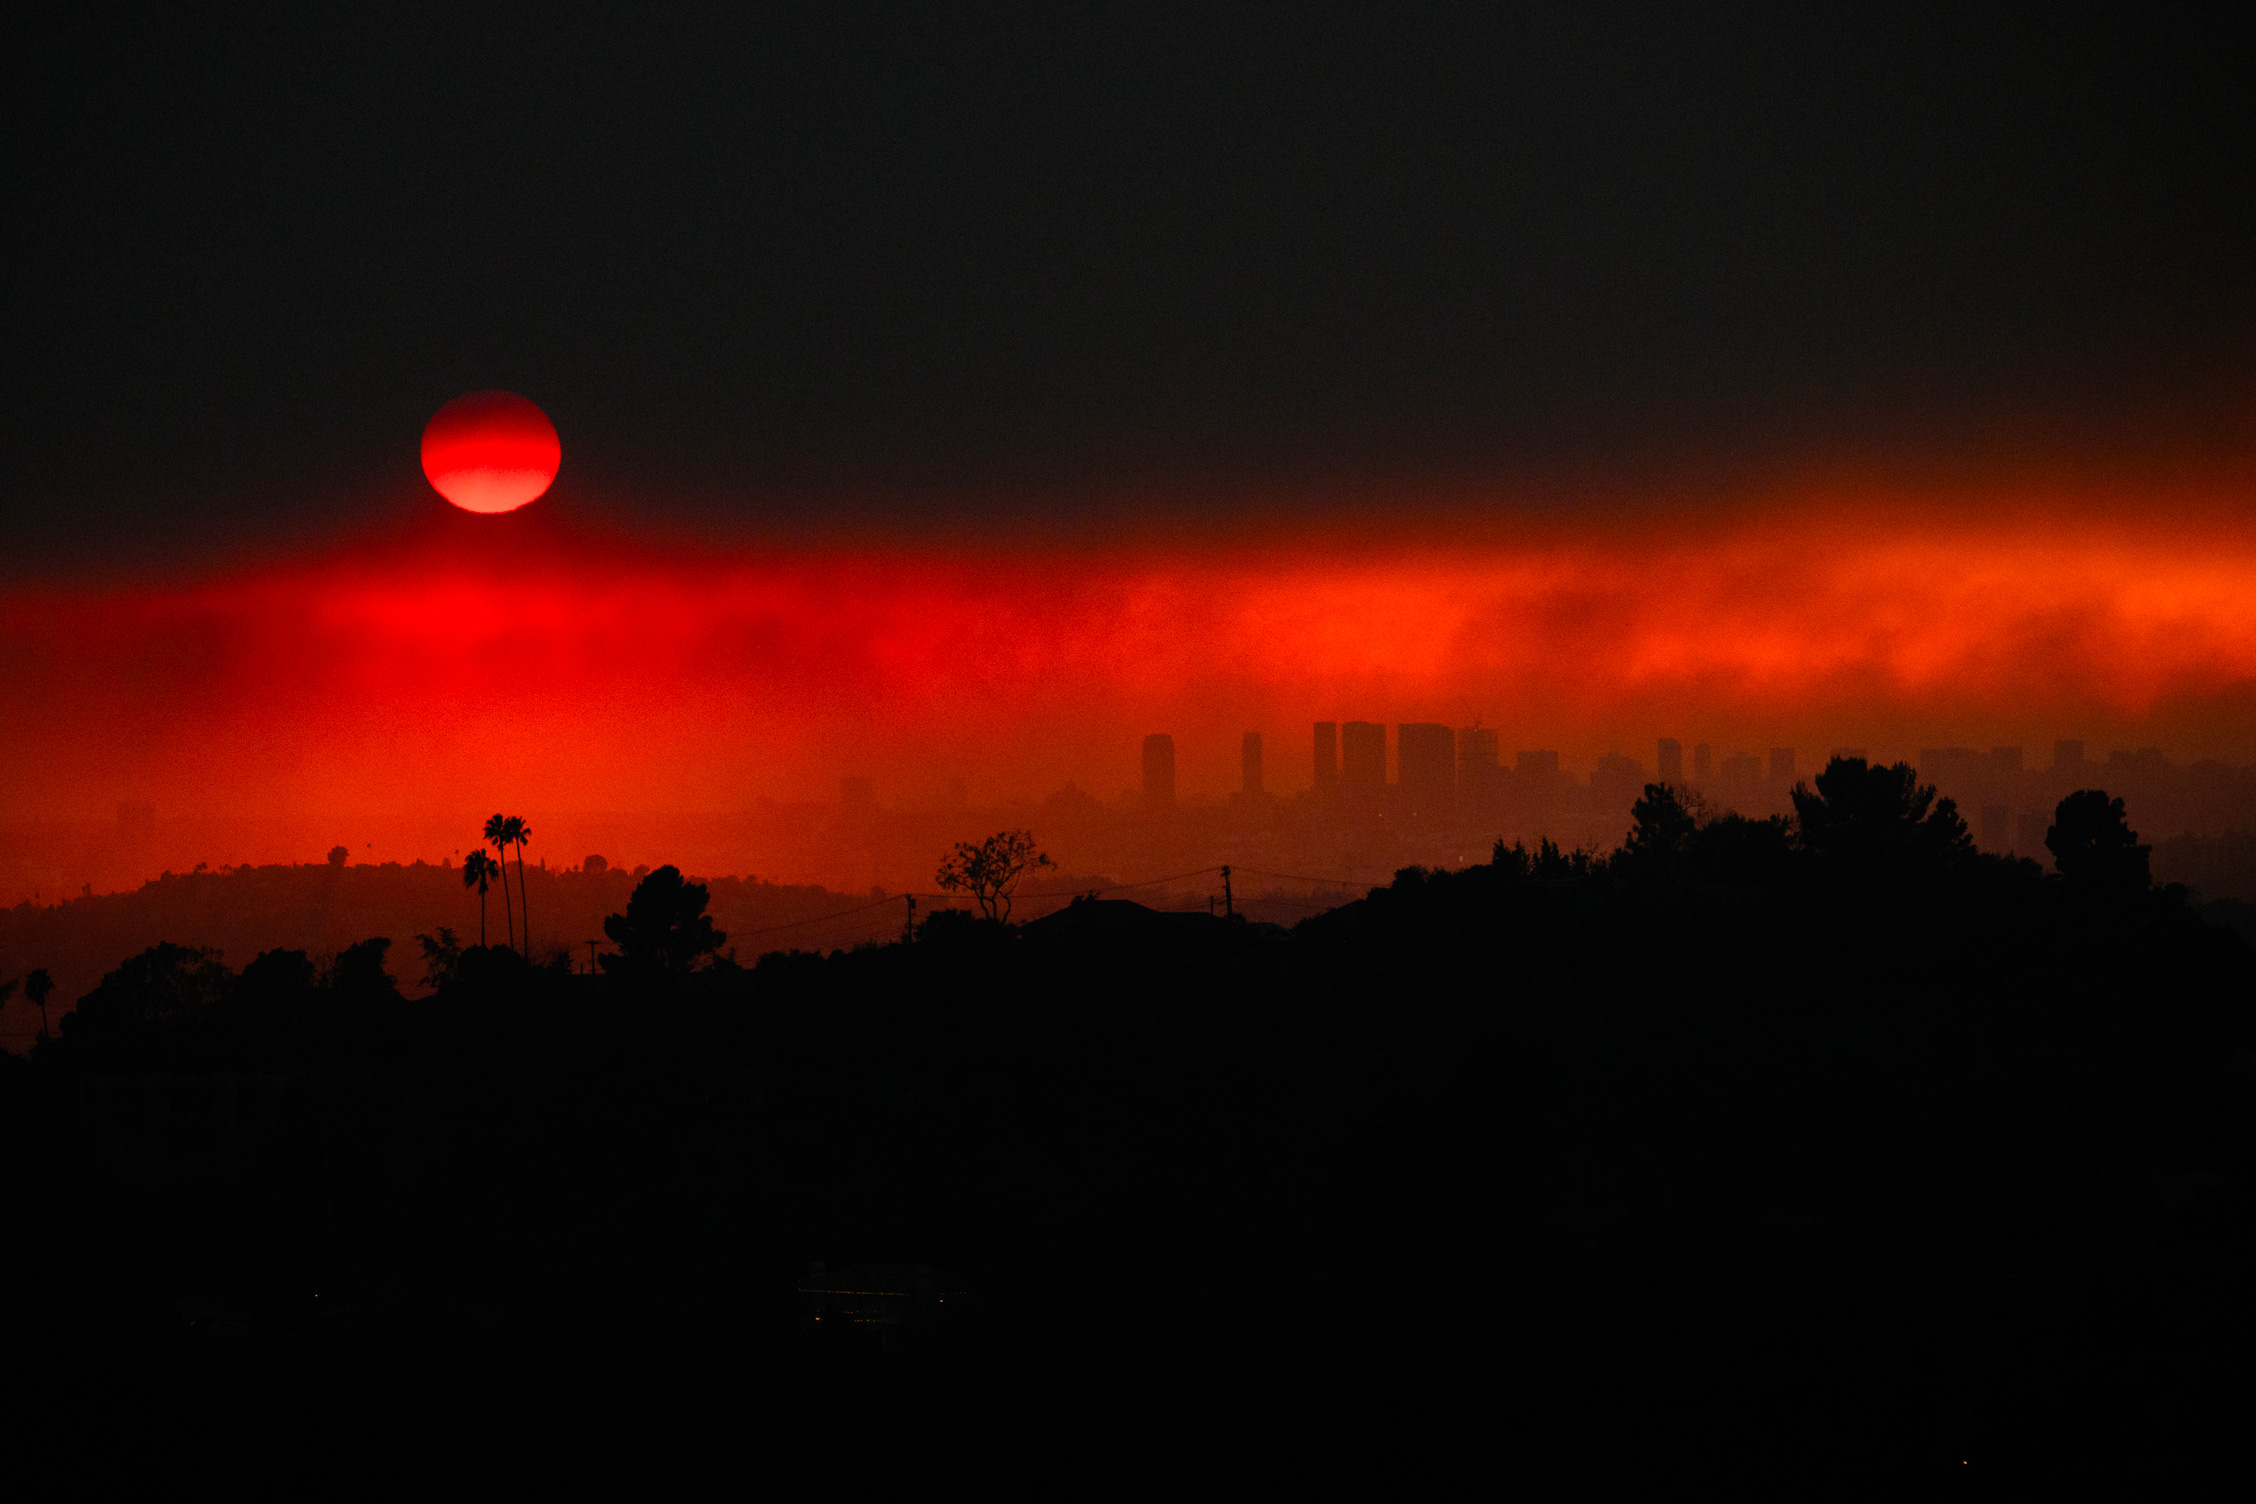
[483,814,516,951]
[935,830,1054,921]
[328,937,398,1001]
[2047,789,2151,893]
[1688,812,1795,886]
[327,845,349,868]
[25,968,53,1038]
[503,815,532,956]
[1792,757,1973,878]
[462,849,500,947]
[1619,782,1699,876]
[600,865,726,976]
[63,942,231,1057]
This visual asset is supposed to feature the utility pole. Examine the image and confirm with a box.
[1221,864,1233,920]
[585,939,598,974]
[903,894,916,944]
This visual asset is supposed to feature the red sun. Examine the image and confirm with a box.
[420,390,561,514]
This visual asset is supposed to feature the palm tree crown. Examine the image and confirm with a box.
[482,814,516,950]
[462,850,499,948]
[25,968,53,1038]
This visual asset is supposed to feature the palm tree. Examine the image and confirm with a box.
[483,814,516,950]
[503,815,532,957]
[23,968,53,1039]
[462,851,499,947]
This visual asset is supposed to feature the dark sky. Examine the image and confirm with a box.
[7,6,2253,560]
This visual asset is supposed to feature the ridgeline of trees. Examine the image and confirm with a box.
[0,856,901,1048]
[3,760,2252,1483]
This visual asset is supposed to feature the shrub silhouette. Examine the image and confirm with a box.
[415,929,463,992]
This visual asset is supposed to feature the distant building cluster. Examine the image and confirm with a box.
[791,725,2256,907]
[1097,724,2256,862]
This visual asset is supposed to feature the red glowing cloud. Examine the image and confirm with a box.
[7,475,2256,894]
[419,391,561,513]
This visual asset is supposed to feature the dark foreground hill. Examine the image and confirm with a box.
[6,768,2254,1485]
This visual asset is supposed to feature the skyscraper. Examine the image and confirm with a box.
[1657,737,1682,783]
[1241,732,1264,795]
[1459,727,1500,803]
[1314,721,1338,798]
[1397,723,1455,815]
[1342,721,1386,797]
[1591,752,1643,802]
[2054,739,2085,775]
[1142,733,1177,808]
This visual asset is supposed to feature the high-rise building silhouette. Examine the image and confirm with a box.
[1919,747,1982,788]
[1516,749,1560,779]
[1342,722,1386,797]
[1398,723,1455,814]
[2054,739,2085,774]
[1657,738,1683,783]
[1142,734,1177,809]
[1769,748,1794,782]
[1459,727,1500,802]
[1591,752,1643,801]
[1990,746,2023,775]
[1313,721,1338,798]
[1693,743,1712,780]
[1241,732,1264,796]
[2108,747,2167,775]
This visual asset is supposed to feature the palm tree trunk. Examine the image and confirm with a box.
[516,842,531,959]
[478,884,488,947]
[497,847,515,950]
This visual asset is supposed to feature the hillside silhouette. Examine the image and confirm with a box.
[0,858,902,1051]
[4,761,2253,1484]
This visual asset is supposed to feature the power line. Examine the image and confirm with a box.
[1016,866,1223,900]
[728,862,1364,946]
[732,893,921,938]
[1229,864,1383,888]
